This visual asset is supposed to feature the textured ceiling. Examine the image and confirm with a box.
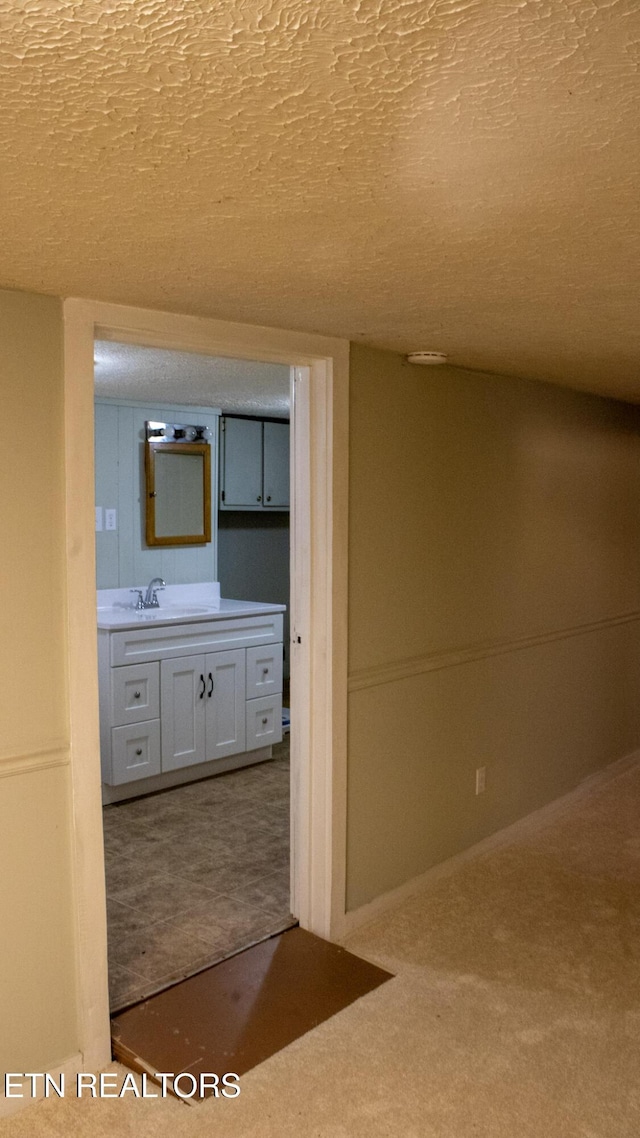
[94,341,290,416]
[1,1,639,400]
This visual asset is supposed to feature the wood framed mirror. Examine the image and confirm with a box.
[145,440,211,546]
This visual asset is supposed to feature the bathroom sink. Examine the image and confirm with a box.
[96,589,284,630]
[96,603,217,627]
[124,604,214,622]
[158,605,211,617]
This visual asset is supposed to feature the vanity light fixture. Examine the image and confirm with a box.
[145,421,211,442]
[406,351,448,366]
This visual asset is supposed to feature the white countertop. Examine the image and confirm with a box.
[97,582,286,630]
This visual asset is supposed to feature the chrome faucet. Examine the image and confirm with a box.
[144,577,165,608]
[130,577,165,610]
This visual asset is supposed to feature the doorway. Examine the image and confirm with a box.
[63,299,348,1070]
[94,343,296,1009]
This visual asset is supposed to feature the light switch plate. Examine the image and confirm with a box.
[95,506,103,532]
[105,508,117,531]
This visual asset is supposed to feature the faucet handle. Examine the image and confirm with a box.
[149,587,164,608]
[129,589,145,610]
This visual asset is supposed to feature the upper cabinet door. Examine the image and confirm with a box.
[220,416,290,511]
[263,421,290,508]
[221,417,263,507]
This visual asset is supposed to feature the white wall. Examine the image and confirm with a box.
[94,399,220,588]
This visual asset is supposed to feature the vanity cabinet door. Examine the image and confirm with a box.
[161,654,206,771]
[204,649,246,759]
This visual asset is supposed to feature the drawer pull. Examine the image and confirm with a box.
[208,672,214,698]
[134,691,141,699]
[135,748,142,756]
[199,674,206,699]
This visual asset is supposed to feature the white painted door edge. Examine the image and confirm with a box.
[63,298,349,1070]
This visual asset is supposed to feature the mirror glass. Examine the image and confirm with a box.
[145,442,211,546]
[155,451,204,537]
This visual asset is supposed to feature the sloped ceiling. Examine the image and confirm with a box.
[0,1,638,400]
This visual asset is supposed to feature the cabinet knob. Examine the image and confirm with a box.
[263,667,269,674]
[257,495,262,502]
[262,717,268,725]
[134,691,141,699]
[135,748,142,756]
[266,495,272,502]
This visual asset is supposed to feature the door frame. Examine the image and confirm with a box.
[63,298,349,1068]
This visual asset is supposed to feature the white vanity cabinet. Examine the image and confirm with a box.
[98,607,284,800]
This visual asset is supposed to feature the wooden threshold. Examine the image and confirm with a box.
[111,927,392,1101]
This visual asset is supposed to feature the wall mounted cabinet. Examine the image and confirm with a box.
[220,416,289,510]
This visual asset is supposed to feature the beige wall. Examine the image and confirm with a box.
[347,344,640,909]
[0,289,78,1072]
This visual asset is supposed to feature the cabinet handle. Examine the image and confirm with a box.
[199,674,206,699]
[134,691,141,699]
[207,672,214,698]
[135,748,142,756]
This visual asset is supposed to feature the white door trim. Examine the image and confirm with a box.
[62,299,349,1069]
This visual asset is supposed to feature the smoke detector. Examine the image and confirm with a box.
[406,351,448,366]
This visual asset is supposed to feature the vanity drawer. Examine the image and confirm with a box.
[110,720,161,785]
[246,695,282,752]
[109,614,284,666]
[111,662,159,725]
[245,645,283,699]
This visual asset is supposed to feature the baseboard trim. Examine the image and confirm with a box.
[336,748,640,941]
[0,1052,84,1118]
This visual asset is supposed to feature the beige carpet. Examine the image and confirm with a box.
[3,757,640,1137]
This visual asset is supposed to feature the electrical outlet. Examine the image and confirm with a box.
[105,508,117,531]
[475,766,486,795]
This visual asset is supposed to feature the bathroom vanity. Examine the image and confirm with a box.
[97,582,285,803]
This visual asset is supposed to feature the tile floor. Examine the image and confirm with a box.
[103,735,294,1012]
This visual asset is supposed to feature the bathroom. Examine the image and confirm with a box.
[94,341,294,1011]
